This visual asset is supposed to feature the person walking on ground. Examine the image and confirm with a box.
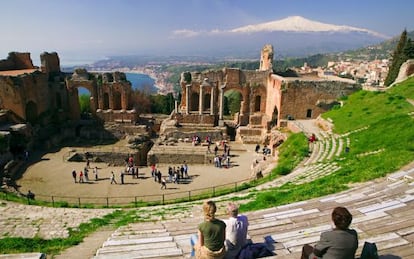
[224,202,249,259]
[191,200,226,258]
[301,207,358,259]
[72,169,77,183]
[161,177,167,189]
[110,171,117,184]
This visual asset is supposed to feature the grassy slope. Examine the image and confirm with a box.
[241,77,414,211]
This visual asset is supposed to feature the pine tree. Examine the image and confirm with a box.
[385,30,408,86]
[403,38,414,59]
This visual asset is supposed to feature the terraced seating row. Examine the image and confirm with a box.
[92,121,413,258]
[93,222,184,258]
[93,174,414,258]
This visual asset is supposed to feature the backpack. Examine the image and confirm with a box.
[360,242,379,259]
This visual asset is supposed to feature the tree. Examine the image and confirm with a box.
[130,89,151,114]
[385,30,408,86]
[79,94,91,114]
[403,38,414,59]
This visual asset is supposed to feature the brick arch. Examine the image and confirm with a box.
[223,87,246,115]
[66,79,98,117]
[66,70,134,122]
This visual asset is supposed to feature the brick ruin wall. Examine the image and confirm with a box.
[0,52,35,71]
[40,52,60,74]
[279,80,360,120]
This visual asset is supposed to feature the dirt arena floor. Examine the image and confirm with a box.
[16,141,274,205]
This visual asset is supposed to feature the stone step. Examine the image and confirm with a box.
[97,241,178,255]
[0,253,45,259]
[103,236,173,247]
[94,246,183,259]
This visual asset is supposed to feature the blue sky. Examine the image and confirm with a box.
[1,0,413,65]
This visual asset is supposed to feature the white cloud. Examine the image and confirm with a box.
[172,29,200,38]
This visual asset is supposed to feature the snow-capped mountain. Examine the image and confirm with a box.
[168,16,391,58]
[231,16,388,39]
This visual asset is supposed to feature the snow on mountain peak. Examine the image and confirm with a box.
[231,16,388,38]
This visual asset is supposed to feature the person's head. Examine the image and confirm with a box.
[203,200,217,221]
[227,202,239,218]
[331,207,353,230]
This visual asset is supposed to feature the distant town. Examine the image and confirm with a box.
[81,56,388,96]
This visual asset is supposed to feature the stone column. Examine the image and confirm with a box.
[219,86,224,120]
[210,87,215,115]
[199,84,204,115]
[185,84,190,115]
[174,100,178,113]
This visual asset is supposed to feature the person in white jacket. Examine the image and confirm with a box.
[223,202,249,259]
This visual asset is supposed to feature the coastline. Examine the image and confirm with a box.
[90,68,173,95]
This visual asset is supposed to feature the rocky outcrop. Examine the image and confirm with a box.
[392,59,414,86]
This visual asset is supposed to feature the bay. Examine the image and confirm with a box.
[79,72,158,95]
[125,73,158,93]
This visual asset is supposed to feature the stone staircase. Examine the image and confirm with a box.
[93,221,184,258]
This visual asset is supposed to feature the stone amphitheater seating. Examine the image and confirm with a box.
[0,253,46,259]
[90,121,414,258]
[91,173,414,258]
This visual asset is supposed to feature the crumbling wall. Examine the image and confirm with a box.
[280,80,360,120]
[40,52,60,74]
[0,52,35,71]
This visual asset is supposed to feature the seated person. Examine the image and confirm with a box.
[301,207,358,259]
[224,202,249,259]
[191,200,226,258]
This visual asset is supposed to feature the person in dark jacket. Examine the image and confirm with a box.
[301,207,358,259]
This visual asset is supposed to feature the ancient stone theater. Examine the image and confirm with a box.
[174,44,360,145]
[0,52,135,126]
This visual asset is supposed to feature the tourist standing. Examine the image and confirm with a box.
[120,171,125,184]
[184,162,189,178]
[79,171,84,183]
[84,167,89,182]
[72,169,77,183]
[94,166,98,181]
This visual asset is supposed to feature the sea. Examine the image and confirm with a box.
[125,73,158,93]
[77,72,157,95]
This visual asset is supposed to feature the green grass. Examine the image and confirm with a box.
[0,210,124,255]
[240,77,414,212]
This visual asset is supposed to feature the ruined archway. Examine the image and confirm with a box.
[254,95,261,112]
[224,89,243,116]
[204,93,211,110]
[66,69,134,122]
[103,93,110,110]
[190,92,199,112]
[113,91,122,110]
[25,101,38,124]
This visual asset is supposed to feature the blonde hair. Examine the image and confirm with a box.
[203,200,217,221]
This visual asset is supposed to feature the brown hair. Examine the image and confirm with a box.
[332,207,353,230]
[203,200,217,221]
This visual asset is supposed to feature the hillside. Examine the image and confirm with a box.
[242,77,414,211]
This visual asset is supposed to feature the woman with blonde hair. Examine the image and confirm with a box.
[193,200,226,259]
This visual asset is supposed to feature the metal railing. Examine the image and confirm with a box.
[0,173,273,208]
